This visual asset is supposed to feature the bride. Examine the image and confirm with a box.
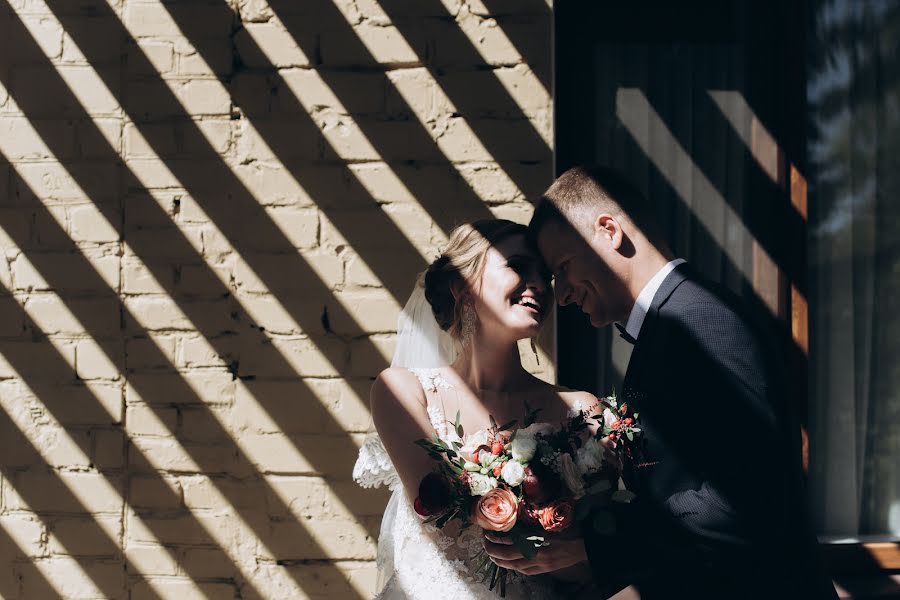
[353,219,599,599]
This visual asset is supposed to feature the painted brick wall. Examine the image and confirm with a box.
[0,0,552,597]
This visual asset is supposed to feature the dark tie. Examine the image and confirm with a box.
[615,323,636,345]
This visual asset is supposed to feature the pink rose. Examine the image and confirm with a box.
[473,488,519,532]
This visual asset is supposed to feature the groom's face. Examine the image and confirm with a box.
[537,218,627,328]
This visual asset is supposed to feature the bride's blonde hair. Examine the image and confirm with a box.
[423,219,528,340]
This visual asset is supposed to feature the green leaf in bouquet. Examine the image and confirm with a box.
[435,508,459,528]
[631,427,641,432]
[452,441,462,450]
[626,430,634,442]
[488,563,501,592]
[523,399,542,427]
[599,399,618,414]
[586,480,612,495]
[592,510,616,535]
[575,496,594,521]
[511,531,540,560]
[633,412,639,419]
[497,419,517,432]
[612,489,636,504]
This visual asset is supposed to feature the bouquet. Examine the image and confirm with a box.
[413,394,642,596]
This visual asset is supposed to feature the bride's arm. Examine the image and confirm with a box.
[370,367,439,507]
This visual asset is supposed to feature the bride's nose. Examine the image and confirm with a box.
[525,270,547,293]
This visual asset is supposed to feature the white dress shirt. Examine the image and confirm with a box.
[622,259,687,342]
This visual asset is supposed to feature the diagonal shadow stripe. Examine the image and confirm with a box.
[614,126,808,371]
[32,0,410,367]
[0,255,269,598]
[161,1,430,305]
[177,1,496,234]
[6,0,389,524]
[245,0,513,229]
[658,85,807,295]
[0,408,156,600]
[0,4,386,557]
[0,518,63,600]
[0,146,370,597]
[373,0,552,184]
[590,46,808,295]
[477,0,552,92]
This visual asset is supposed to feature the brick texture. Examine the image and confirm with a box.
[0,0,552,598]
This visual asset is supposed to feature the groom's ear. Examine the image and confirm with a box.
[595,214,624,251]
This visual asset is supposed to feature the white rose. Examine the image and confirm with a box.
[500,460,525,486]
[518,422,556,437]
[468,473,498,496]
[575,437,604,476]
[557,453,584,499]
[458,429,491,462]
[509,433,537,462]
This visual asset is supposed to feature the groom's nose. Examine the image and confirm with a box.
[554,278,572,306]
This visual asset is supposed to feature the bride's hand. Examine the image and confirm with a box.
[482,532,587,576]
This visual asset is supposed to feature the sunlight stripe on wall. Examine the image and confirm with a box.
[326,0,529,211]
[616,89,770,284]
[239,4,451,255]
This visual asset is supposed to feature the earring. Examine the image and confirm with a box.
[531,338,540,366]
[460,303,477,344]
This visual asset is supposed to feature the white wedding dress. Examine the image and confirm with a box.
[353,368,559,600]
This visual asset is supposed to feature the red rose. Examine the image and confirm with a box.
[535,499,575,533]
[624,418,634,426]
[413,497,429,517]
[417,471,453,515]
[517,501,540,527]
[491,441,504,455]
[521,464,561,505]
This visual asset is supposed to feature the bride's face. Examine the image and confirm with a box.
[470,233,551,340]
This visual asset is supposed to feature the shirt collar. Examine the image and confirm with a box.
[622,259,686,341]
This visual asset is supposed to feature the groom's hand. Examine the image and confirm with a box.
[482,532,587,575]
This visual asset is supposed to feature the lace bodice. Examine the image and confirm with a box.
[353,368,558,599]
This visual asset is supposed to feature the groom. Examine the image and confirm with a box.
[484,166,836,598]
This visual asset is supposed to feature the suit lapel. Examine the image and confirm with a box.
[622,263,691,393]
[620,264,692,486]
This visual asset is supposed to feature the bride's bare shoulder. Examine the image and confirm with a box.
[538,380,600,412]
[523,376,600,414]
[370,367,427,413]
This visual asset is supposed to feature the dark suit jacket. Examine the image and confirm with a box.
[583,264,836,599]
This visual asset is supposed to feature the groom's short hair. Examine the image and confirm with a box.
[529,165,665,245]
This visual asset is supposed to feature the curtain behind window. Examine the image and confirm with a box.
[808,0,900,538]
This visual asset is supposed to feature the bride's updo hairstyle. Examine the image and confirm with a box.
[424,219,527,339]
